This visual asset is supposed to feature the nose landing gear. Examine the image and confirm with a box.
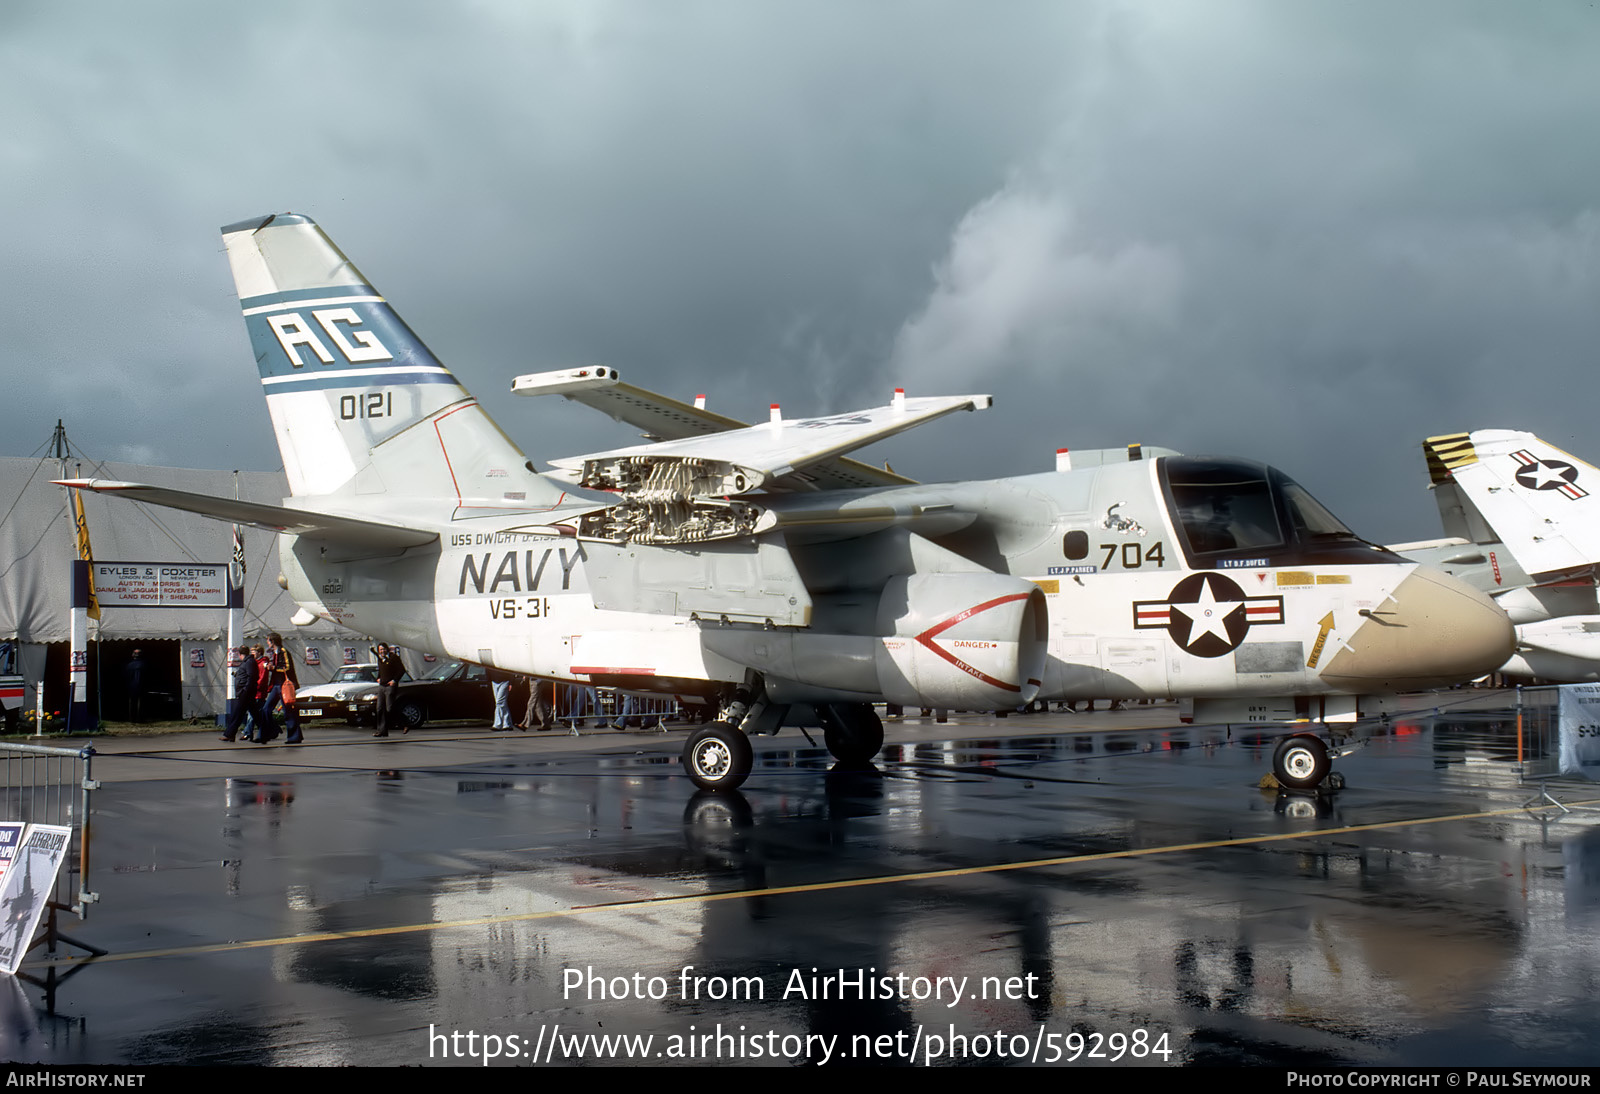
[681,722,754,791]
[1272,733,1331,790]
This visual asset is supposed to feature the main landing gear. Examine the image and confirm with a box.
[678,699,888,791]
[817,703,884,767]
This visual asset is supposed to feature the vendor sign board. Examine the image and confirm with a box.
[92,562,228,608]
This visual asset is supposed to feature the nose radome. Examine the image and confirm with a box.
[1319,567,1515,693]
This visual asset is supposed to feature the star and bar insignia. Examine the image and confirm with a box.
[1510,450,1587,499]
[1133,573,1285,658]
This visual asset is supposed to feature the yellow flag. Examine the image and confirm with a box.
[71,490,101,620]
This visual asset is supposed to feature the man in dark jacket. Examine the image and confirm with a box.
[220,645,258,742]
[124,649,148,722]
[373,644,405,737]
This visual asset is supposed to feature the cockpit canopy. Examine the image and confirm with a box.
[1159,457,1398,567]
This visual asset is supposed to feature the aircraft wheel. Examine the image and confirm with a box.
[681,723,752,791]
[1273,733,1330,790]
[397,699,427,732]
[819,703,884,766]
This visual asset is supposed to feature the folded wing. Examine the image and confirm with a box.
[512,368,937,491]
[1425,429,1600,578]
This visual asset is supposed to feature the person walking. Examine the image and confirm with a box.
[219,645,257,742]
[373,644,405,737]
[519,677,554,731]
[281,649,302,745]
[257,633,289,743]
[489,667,513,730]
[252,643,278,742]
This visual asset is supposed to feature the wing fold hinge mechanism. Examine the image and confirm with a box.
[579,456,774,545]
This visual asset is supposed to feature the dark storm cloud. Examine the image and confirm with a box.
[3,1,1597,542]
[883,3,1600,537]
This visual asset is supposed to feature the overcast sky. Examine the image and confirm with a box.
[4,0,1598,542]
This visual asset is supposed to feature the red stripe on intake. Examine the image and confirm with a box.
[913,592,1032,693]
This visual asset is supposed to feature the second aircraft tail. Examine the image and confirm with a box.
[1425,429,1600,578]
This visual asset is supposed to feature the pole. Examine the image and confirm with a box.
[1516,684,1524,766]
[68,560,95,733]
[56,422,97,734]
[225,471,242,727]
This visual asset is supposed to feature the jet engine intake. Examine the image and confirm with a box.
[874,573,1050,708]
[704,573,1049,709]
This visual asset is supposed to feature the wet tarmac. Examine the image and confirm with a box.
[4,697,1600,1067]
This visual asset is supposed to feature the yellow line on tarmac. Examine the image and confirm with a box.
[35,796,1600,969]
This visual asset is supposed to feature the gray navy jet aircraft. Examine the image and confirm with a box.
[61,214,1513,792]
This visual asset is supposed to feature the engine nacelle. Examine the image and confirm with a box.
[1501,616,1600,682]
[703,573,1049,709]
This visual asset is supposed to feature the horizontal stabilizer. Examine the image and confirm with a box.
[57,479,437,553]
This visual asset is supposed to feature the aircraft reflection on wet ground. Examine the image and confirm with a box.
[6,705,1600,1067]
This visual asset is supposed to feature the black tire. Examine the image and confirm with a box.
[1273,733,1330,790]
[681,723,753,791]
[818,703,884,766]
[397,699,427,731]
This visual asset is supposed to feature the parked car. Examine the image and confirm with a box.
[351,659,492,730]
[293,663,381,724]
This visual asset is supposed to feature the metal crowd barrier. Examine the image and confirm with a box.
[557,686,680,730]
[0,743,99,922]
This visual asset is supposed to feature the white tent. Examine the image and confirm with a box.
[0,456,379,720]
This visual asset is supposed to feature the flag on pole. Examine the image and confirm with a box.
[70,490,100,620]
[231,524,246,589]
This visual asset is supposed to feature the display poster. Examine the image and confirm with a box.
[0,824,71,975]
[1556,684,1600,778]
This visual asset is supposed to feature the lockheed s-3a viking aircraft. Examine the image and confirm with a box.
[61,214,1513,794]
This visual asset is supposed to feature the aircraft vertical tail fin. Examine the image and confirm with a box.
[1425,429,1600,577]
[222,213,574,516]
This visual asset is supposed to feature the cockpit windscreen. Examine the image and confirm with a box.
[1160,457,1395,567]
